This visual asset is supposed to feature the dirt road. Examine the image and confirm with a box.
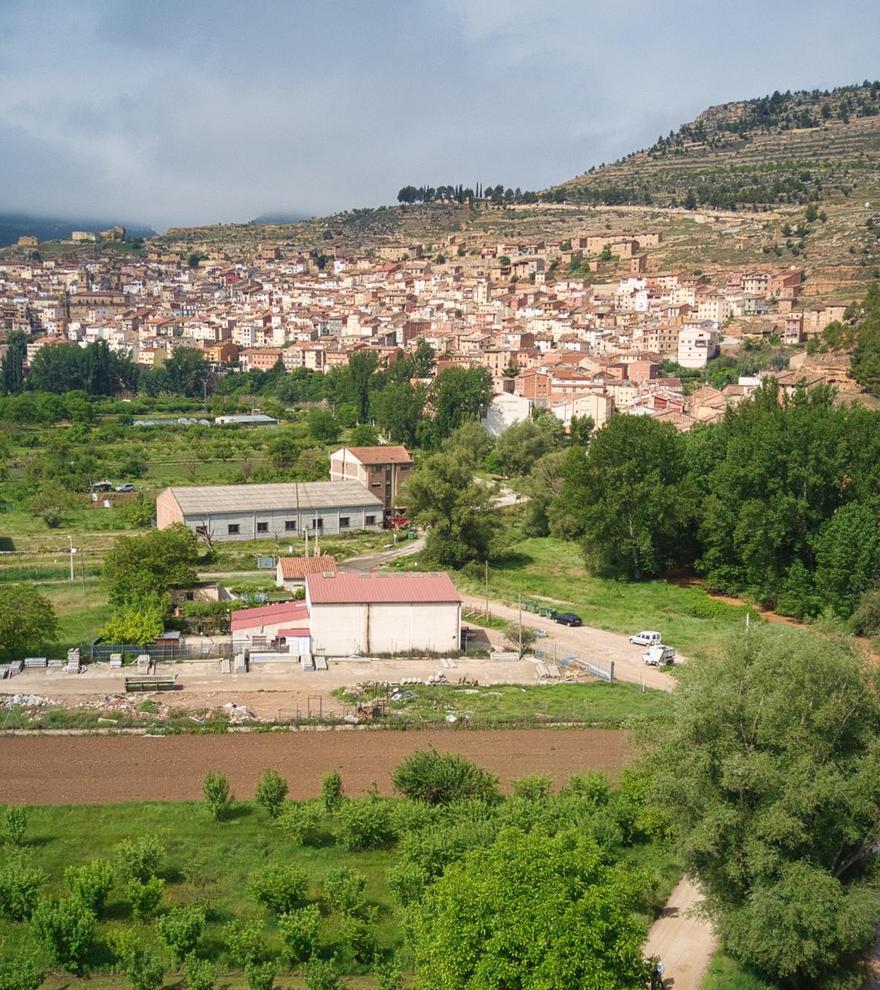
[0,728,631,805]
[462,595,676,691]
[645,878,717,990]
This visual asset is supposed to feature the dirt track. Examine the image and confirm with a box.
[0,728,630,805]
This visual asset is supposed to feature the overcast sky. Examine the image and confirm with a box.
[1,0,878,230]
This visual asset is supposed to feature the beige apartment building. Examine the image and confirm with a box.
[328,445,414,515]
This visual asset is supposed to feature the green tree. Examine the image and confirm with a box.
[64,859,115,916]
[223,919,265,968]
[1,330,27,395]
[324,866,367,917]
[411,827,650,990]
[307,408,339,444]
[203,771,232,821]
[127,877,164,921]
[0,852,45,920]
[161,347,212,398]
[556,415,692,579]
[31,897,95,974]
[277,903,321,964]
[245,961,276,990]
[411,339,436,377]
[250,864,308,915]
[124,949,164,990]
[392,750,499,805]
[430,367,493,440]
[405,451,496,567]
[184,955,215,990]
[114,835,164,884]
[812,500,880,618]
[321,771,344,812]
[348,351,379,423]
[254,769,288,819]
[0,954,43,990]
[100,597,167,645]
[373,381,426,446]
[2,807,27,846]
[0,585,58,660]
[491,412,564,478]
[303,958,344,990]
[648,630,880,987]
[155,905,206,964]
[103,524,200,607]
[335,797,393,851]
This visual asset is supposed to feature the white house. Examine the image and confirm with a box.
[305,572,462,657]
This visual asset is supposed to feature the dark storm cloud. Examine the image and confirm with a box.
[0,0,878,229]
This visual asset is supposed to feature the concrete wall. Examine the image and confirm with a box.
[155,489,183,529]
[309,602,461,656]
[178,504,382,542]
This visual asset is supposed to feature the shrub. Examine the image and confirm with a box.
[155,905,206,964]
[2,808,27,846]
[250,864,308,915]
[324,866,366,917]
[203,771,232,821]
[31,897,95,974]
[304,957,344,990]
[184,954,215,990]
[0,853,45,920]
[277,903,321,964]
[114,835,164,884]
[0,955,43,990]
[386,861,429,907]
[336,798,393,851]
[397,819,498,880]
[278,802,322,845]
[321,771,344,813]
[375,958,403,990]
[512,775,553,801]
[64,859,115,915]
[392,749,499,805]
[852,586,880,635]
[340,915,377,963]
[127,876,164,921]
[245,960,276,990]
[223,919,265,967]
[106,925,142,969]
[564,771,611,806]
[255,769,288,819]
[124,950,164,990]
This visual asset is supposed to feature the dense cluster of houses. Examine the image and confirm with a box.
[0,226,859,432]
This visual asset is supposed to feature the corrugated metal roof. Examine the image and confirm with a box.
[278,555,337,579]
[165,481,383,516]
[231,602,309,631]
[306,571,461,604]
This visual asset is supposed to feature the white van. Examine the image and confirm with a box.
[643,645,676,666]
[629,630,662,647]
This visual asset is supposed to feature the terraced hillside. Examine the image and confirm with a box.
[556,83,880,210]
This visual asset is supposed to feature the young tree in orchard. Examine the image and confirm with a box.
[405,451,496,568]
[647,630,880,988]
[0,584,58,659]
[555,414,692,579]
[103,524,200,607]
[411,827,650,990]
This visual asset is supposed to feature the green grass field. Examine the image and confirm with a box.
[702,952,780,990]
[343,681,669,728]
[451,536,773,661]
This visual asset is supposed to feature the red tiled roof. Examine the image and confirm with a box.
[277,627,310,638]
[306,572,461,605]
[278,555,336,580]
[344,445,412,465]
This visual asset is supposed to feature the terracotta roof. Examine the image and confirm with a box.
[278,555,337,580]
[306,572,461,605]
[342,446,413,465]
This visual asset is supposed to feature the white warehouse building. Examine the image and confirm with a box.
[156,482,384,542]
[305,571,462,657]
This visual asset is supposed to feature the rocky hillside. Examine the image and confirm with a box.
[555,83,880,209]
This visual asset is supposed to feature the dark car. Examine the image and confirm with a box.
[554,612,582,627]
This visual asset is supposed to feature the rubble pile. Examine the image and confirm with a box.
[0,693,55,709]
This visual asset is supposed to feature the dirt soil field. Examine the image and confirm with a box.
[0,728,631,805]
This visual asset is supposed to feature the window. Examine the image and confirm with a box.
[371,482,382,488]
[284,520,296,531]
[365,515,376,526]
[227,524,240,535]
[339,516,350,528]
[311,517,324,529]
[256,522,269,533]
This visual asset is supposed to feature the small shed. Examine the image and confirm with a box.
[275,555,337,590]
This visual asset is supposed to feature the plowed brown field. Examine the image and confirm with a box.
[1,728,630,805]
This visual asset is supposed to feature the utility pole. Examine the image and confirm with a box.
[518,593,523,655]
[68,536,75,582]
